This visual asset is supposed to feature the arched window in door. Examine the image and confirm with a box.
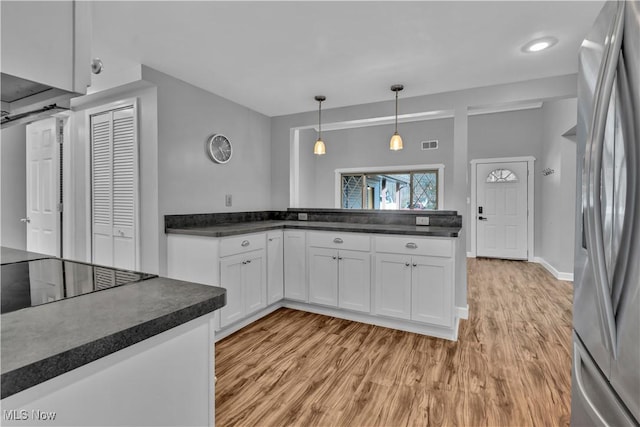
[486,168,519,183]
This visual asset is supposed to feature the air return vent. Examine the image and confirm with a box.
[421,140,438,150]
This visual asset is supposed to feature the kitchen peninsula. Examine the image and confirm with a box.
[0,248,226,427]
[166,209,464,342]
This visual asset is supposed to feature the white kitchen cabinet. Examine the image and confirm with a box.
[307,231,371,313]
[374,253,412,320]
[411,255,453,327]
[266,231,284,305]
[219,249,266,328]
[374,235,455,327]
[338,250,371,313]
[308,247,338,307]
[1,0,91,93]
[219,253,244,327]
[284,230,307,302]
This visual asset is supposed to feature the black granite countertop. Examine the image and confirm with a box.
[1,247,51,265]
[1,265,226,399]
[166,220,460,238]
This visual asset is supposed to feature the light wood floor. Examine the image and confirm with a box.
[215,258,574,426]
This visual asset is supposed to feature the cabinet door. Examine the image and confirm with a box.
[266,231,284,304]
[411,255,454,327]
[219,254,244,328]
[284,231,307,302]
[338,250,371,313]
[243,250,267,316]
[374,253,412,320]
[308,247,338,307]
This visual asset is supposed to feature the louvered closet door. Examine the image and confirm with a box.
[91,106,138,270]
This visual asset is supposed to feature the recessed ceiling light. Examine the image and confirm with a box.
[522,37,558,53]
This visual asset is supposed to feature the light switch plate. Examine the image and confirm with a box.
[416,216,430,226]
[298,213,308,221]
[225,194,232,207]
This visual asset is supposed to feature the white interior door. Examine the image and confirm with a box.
[26,118,61,256]
[476,161,528,259]
[90,105,138,270]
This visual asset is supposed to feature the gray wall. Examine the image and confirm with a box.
[141,67,272,275]
[0,123,27,250]
[299,118,454,208]
[539,98,577,275]
[468,108,544,256]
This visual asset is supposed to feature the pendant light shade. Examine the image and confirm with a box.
[390,84,404,151]
[314,95,326,155]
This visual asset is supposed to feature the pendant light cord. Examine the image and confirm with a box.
[318,99,322,139]
[394,90,398,133]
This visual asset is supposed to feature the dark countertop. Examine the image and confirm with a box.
[1,247,51,265]
[1,268,226,399]
[166,220,460,238]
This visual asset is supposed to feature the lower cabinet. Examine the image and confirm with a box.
[219,249,266,328]
[267,231,284,304]
[375,252,454,327]
[284,230,307,302]
[308,247,371,312]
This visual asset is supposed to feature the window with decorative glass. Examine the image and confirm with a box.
[341,170,439,210]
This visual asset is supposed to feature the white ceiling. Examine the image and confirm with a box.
[92,1,604,117]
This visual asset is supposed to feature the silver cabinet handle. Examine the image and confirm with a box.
[20,217,31,223]
[268,238,274,241]
[246,259,251,264]
[338,257,343,260]
[333,237,343,244]
[413,263,417,267]
[405,262,410,267]
[405,242,417,249]
[241,240,250,247]
[332,256,337,260]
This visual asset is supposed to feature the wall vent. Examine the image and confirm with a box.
[421,140,438,150]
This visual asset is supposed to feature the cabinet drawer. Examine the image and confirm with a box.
[374,235,453,258]
[220,233,266,257]
[307,231,371,252]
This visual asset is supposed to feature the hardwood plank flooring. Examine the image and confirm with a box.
[215,258,573,426]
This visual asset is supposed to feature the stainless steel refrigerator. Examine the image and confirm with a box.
[572,1,640,426]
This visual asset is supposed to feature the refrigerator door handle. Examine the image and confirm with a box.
[585,0,625,360]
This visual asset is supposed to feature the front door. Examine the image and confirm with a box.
[25,118,61,257]
[476,161,528,259]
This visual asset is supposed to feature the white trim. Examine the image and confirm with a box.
[469,156,535,261]
[214,303,283,342]
[533,257,574,281]
[334,164,445,210]
[456,304,469,320]
[466,251,475,258]
[303,101,543,132]
[283,301,459,341]
[289,128,300,207]
[307,110,455,132]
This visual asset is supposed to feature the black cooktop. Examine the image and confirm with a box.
[1,258,156,314]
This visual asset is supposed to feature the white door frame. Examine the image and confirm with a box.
[469,156,535,261]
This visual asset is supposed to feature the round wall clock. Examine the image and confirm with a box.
[206,133,233,164]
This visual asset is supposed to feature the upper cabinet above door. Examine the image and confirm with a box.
[0,0,91,94]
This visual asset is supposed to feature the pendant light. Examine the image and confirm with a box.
[389,84,404,151]
[313,95,326,155]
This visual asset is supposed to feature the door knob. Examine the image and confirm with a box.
[20,217,31,223]
[478,216,488,221]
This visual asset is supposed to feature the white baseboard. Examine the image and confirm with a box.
[466,251,475,258]
[456,304,469,320]
[533,257,574,282]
